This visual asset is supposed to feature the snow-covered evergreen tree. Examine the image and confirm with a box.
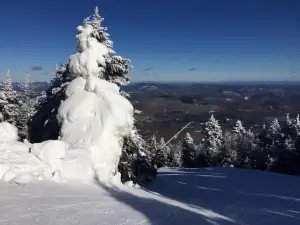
[293,114,300,174]
[16,74,35,139]
[202,114,223,165]
[154,137,169,168]
[222,131,238,166]
[195,143,207,167]
[0,70,19,125]
[82,7,132,88]
[269,137,297,175]
[29,7,156,184]
[118,127,149,183]
[268,118,281,138]
[282,113,294,139]
[147,135,158,162]
[168,141,182,167]
[30,7,132,141]
[265,118,284,171]
[181,132,197,168]
[232,120,246,135]
[294,114,300,137]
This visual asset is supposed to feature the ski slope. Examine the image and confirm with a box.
[1,167,300,225]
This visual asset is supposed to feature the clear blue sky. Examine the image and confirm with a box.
[0,0,299,82]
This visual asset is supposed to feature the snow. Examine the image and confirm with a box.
[30,140,68,162]
[1,168,300,225]
[57,76,134,185]
[69,25,109,79]
[0,141,50,183]
[0,122,18,142]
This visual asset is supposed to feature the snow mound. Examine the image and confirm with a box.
[57,76,133,185]
[0,141,51,183]
[30,140,68,162]
[0,122,18,142]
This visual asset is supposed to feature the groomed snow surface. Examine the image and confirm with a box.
[1,167,300,225]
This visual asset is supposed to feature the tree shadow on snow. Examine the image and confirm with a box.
[143,167,300,225]
[95,177,236,225]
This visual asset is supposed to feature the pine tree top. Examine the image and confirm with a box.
[233,119,246,135]
[285,113,293,126]
[1,70,14,93]
[184,132,194,145]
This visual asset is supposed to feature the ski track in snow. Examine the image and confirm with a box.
[1,167,300,225]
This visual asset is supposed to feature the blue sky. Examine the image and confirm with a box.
[0,0,299,82]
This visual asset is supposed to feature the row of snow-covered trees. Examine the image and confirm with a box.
[0,70,35,140]
[148,114,300,176]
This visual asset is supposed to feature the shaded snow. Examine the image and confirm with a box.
[1,168,300,225]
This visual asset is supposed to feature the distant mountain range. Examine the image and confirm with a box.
[10,80,300,97]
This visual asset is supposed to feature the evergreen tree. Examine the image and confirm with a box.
[182,132,197,168]
[0,70,19,125]
[147,135,158,163]
[283,113,294,139]
[29,7,155,184]
[168,141,183,167]
[118,127,151,183]
[30,7,132,141]
[293,115,300,174]
[202,114,223,166]
[268,118,281,138]
[294,114,300,137]
[82,7,132,88]
[155,137,169,168]
[16,74,35,140]
[222,131,238,166]
[28,64,70,142]
[266,118,284,171]
[236,129,258,168]
[232,119,246,135]
[195,143,207,167]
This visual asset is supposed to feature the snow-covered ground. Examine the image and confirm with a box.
[1,167,300,225]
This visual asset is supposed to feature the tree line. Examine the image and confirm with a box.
[147,114,300,176]
[1,70,300,178]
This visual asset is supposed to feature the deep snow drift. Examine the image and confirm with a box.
[1,168,300,225]
[0,23,134,186]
